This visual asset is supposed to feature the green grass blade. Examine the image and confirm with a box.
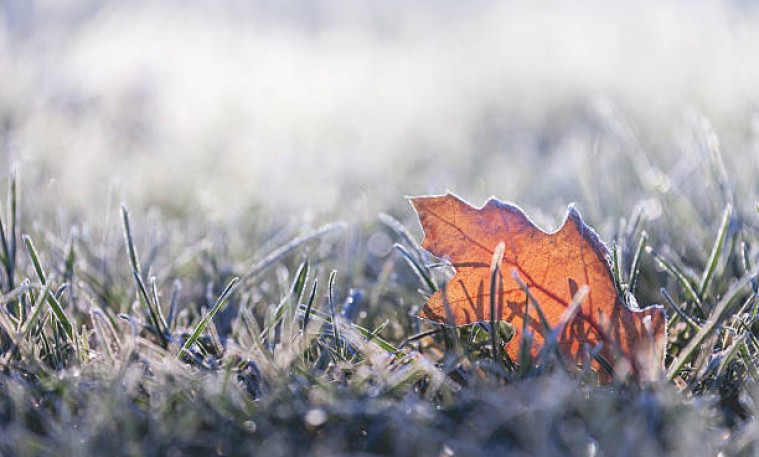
[286,260,310,332]
[399,328,443,349]
[21,284,51,336]
[121,206,168,345]
[698,204,732,298]
[378,212,420,254]
[667,268,757,380]
[179,276,239,359]
[291,260,310,304]
[742,242,758,292]
[393,243,437,293]
[242,222,346,282]
[150,276,169,333]
[327,270,342,356]
[742,242,759,318]
[660,287,701,332]
[512,271,551,333]
[22,235,73,340]
[302,278,318,332]
[647,246,704,317]
[132,270,168,345]
[353,322,398,354]
[47,293,73,342]
[628,231,648,295]
[0,199,9,291]
[120,205,142,276]
[518,330,534,377]
[22,235,46,284]
[489,241,505,364]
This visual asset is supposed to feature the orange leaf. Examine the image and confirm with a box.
[410,193,666,381]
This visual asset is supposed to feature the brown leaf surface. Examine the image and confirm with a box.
[410,193,666,380]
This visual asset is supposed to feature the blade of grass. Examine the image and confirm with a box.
[647,246,705,318]
[91,308,117,363]
[302,278,318,332]
[742,242,759,298]
[518,330,534,377]
[660,287,702,332]
[399,328,444,349]
[0,200,9,292]
[120,205,142,275]
[291,260,310,305]
[612,241,625,294]
[47,294,72,343]
[393,243,437,293]
[0,172,17,293]
[489,241,505,364]
[512,270,570,374]
[22,235,73,340]
[378,212,419,253]
[512,271,552,333]
[713,334,748,386]
[365,320,389,342]
[628,231,648,295]
[699,204,732,298]
[149,276,168,335]
[132,270,168,345]
[14,287,26,327]
[21,285,49,336]
[121,206,169,346]
[179,277,239,359]
[0,308,19,343]
[327,270,342,356]
[285,260,309,335]
[23,235,46,284]
[239,303,267,358]
[353,323,398,354]
[667,266,758,380]
[538,286,588,363]
[242,222,346,283]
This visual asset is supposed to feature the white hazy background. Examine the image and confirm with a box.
[2,0,759,225]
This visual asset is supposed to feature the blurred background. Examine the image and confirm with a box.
[1,0,759,229]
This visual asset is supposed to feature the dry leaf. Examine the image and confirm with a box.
[410,193,666,381]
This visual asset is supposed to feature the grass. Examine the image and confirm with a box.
[0,120,758,457]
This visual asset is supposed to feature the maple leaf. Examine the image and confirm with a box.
[410,193,666,381]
